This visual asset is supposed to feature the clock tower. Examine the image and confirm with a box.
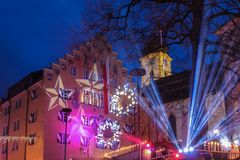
[140,51,172,86]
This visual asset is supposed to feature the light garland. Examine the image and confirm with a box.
[0,136,37,143]
[96,119,121,149]
[104,144,139,158]
[110,84,137,116]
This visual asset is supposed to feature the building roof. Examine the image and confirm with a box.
[0,97,6,105]
[7,70,43,99]
[155,70,191,103]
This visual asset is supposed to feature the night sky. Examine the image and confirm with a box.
[0,0,85,97]
[0,0,191,98]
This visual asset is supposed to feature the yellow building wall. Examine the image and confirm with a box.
[140,51,172,86]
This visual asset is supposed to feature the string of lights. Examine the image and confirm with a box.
[0,136,36,143]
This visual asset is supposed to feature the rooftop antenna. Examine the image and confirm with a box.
[160,30,163,46]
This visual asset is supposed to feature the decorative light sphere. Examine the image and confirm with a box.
[96,119,121,149]
[110,84,137,116]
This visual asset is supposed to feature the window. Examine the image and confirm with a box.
[82,116,90,126]
[90,117,99,126]
[80,136,90,147]
[57,132,70,144]
[55,69,60,75]
[124,123,134,134]
[2,126,8,136]
[96,141,106,149]
[70,66,77,76]
[28,133,36,145]
[58,110,71,122]
[47,73,53,80]
[92,92,98,106]
[113,64,118,78]
[99,93,104,108]
[12,140,19,151]
[83,69,89,79]
[1,143,7,154]
[3,107,10,116]
[110,141,120,150]
[29,112,37,123]
[82,90,89,104]
[13,120,20,131]
[58,88,72,100]
[61,64,66,70]
[98,74,103,83]
[112,79,117,88]
[91,72,96,81]
[31,89,39,100]
[15,99,21,109]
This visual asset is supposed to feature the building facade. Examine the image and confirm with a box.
[0,38,160,160]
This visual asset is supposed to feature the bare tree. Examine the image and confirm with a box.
[78,0,239,65]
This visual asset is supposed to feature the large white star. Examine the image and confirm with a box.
[45,76,70,111]
[76,63,104,90]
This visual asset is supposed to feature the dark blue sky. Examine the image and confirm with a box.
[0,0,191,98]
[0,0,85,97]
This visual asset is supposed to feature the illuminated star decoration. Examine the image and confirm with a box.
[76,63,104,92]
[45,76,73,111]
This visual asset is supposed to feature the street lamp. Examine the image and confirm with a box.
[61,108,72,160]
[130,68,146,160]
[130,68,146,135]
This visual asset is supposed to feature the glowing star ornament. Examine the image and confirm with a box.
[76,63,104,91]
[45,76,73,111]
[110,84,137,116]
[96,119,121,149]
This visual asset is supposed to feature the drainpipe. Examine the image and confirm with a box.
[24,89,30,160]
[6,100,12,160]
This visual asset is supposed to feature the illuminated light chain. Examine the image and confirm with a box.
[104,144,139,158]
[0,136,37,143]
[96,119,121,149]
[110,84,137,116]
